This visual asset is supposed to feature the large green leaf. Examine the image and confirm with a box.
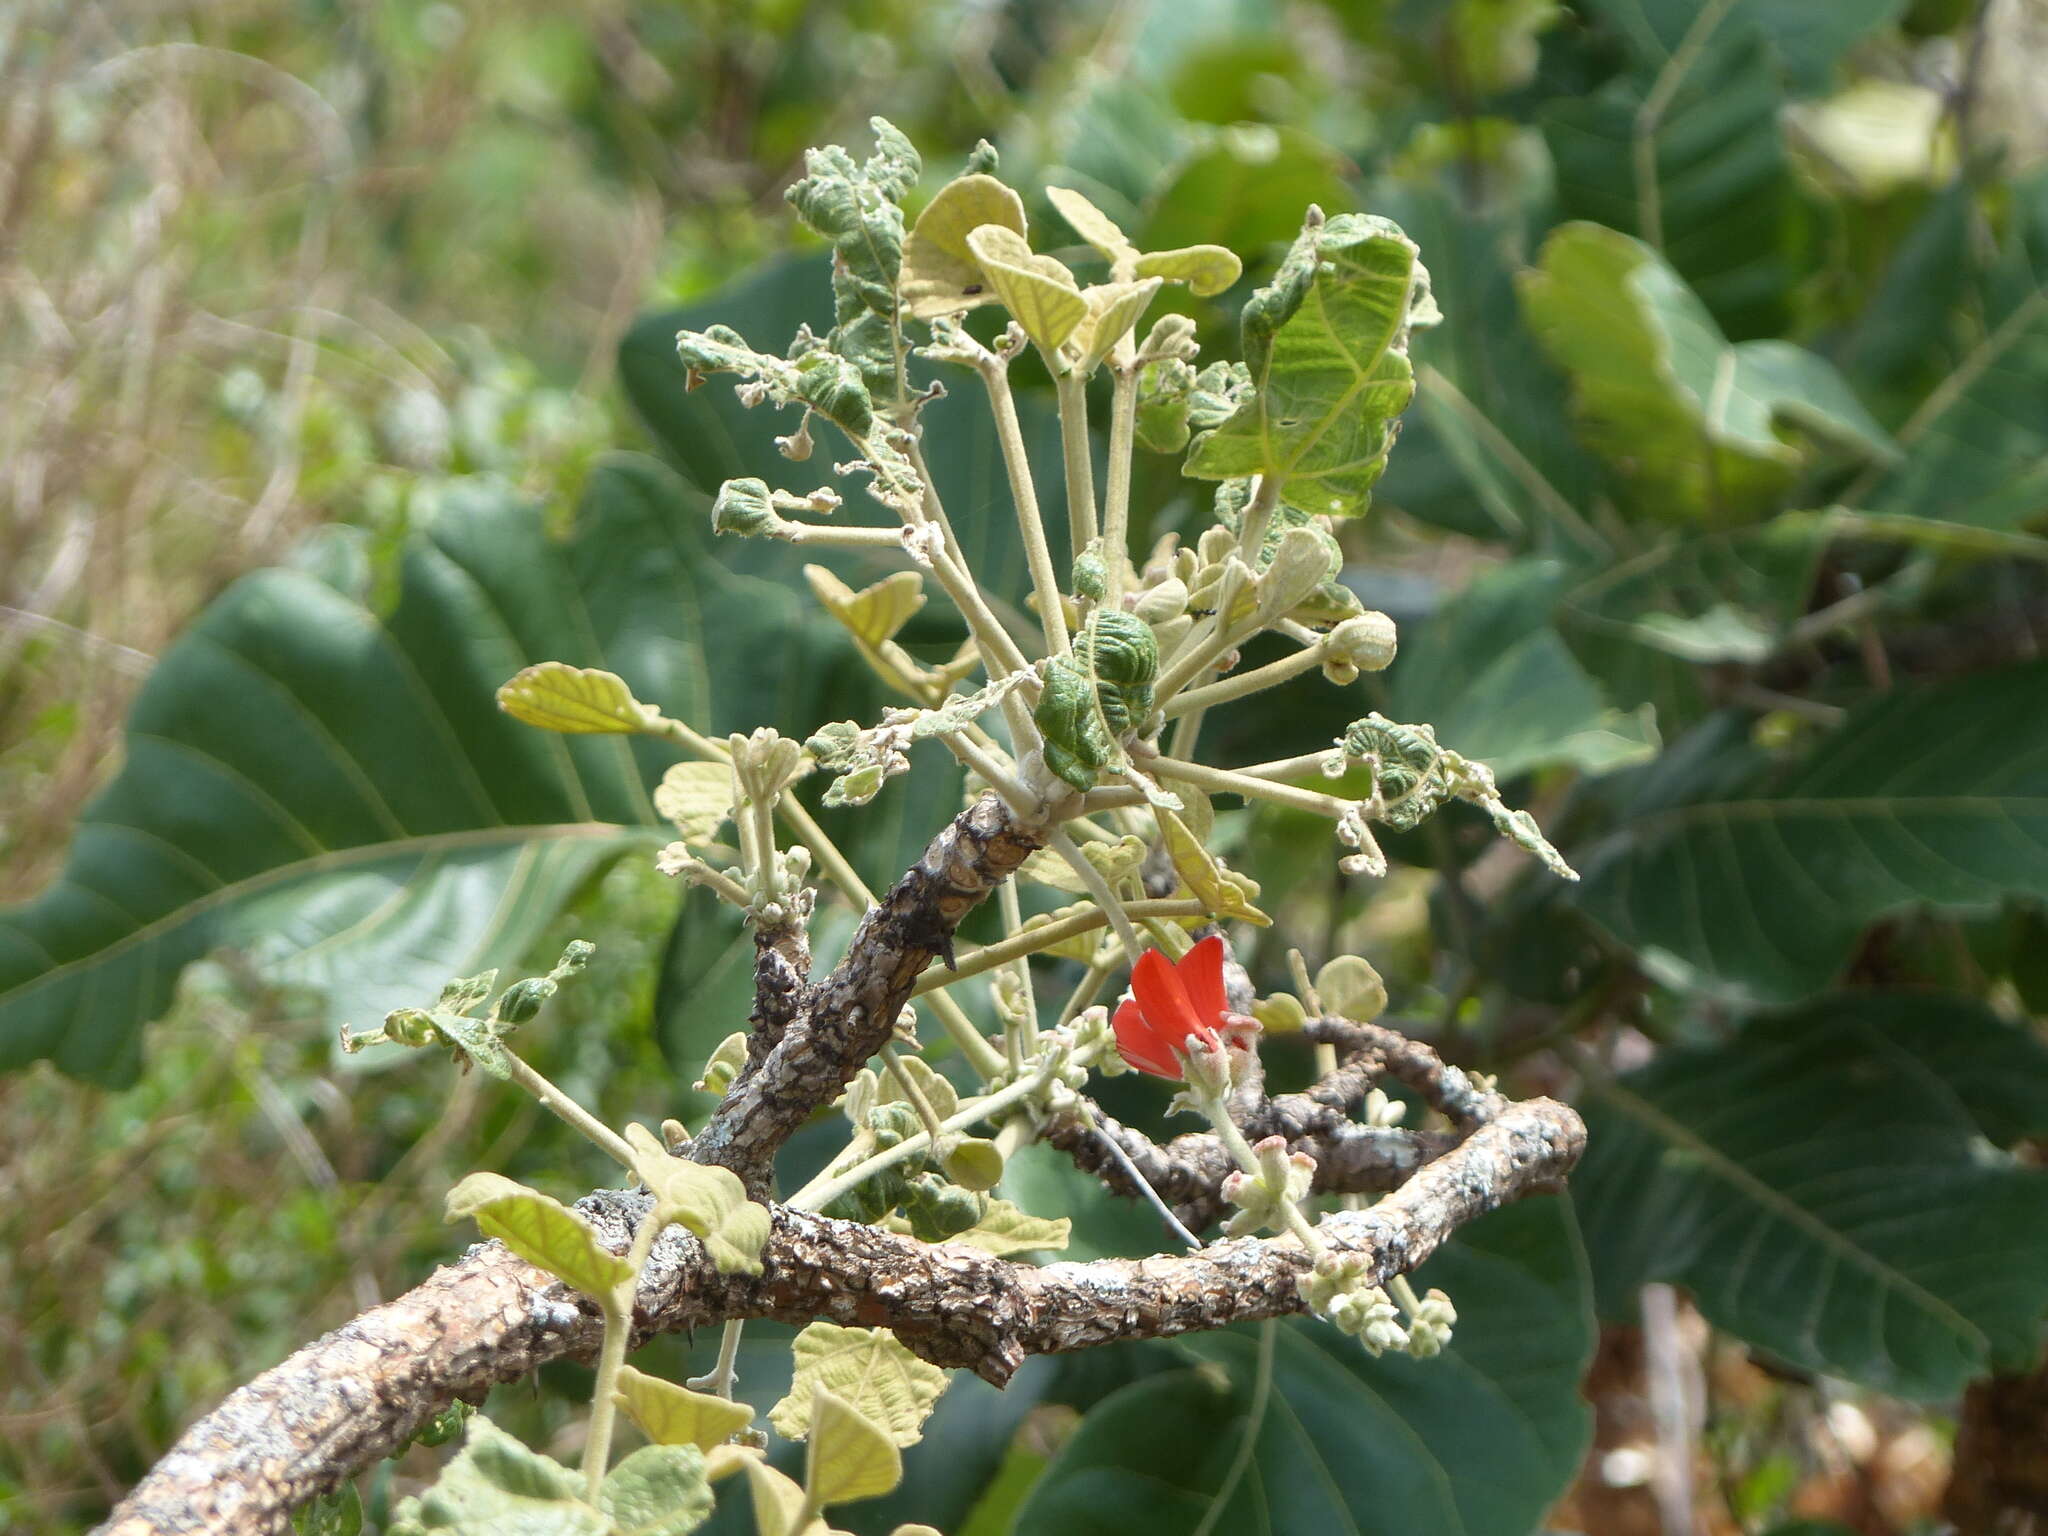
[1012,1196,1593,1536]
[1577,0,1910,96]
[1575,660,2048,1002]
[1574,993,2048,1398]
[1390,559,1657,779]
[1520,223,1895,523]
[1542,31,1795,337]
[1867,173,2048,532]
[1185,212,1434,517]
[0,459,857,1083]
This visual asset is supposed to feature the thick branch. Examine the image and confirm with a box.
[99,1094,1581,1535]
[689,792,1046,1190]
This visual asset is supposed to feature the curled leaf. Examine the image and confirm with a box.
[1134,243,1243,296]
[1046,184,1138,270]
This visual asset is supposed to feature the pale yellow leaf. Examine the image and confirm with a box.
[900,173,1028,319]
[1315,954,1388,1023]
[805,1389,903,1507]
[964,225,1085,352]
[1253,990,1309,1034]
[768,1324,950,1446]
[652,761,732,847]
[445,1172,632,1300]
[613,1364,756,1451]
[1134,244,1243,297]
[1071,278,1163,372]
[803,566,927,648]
[1156,807,1270,926]
[1045,185,1137,268]
[497,662,655,734]
[1017,835,1146,895]
[745,1460,820,1536]
[1252,527,1339,629]
[623,1124,772,1276]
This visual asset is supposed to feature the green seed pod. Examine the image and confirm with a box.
[1071,545,1108,602]
[937,1135,1005,1192]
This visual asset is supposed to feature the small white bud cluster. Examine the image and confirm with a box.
[1220,1134,1317,1238]
[1363,1087,1405,1128]
[1070,1004,1128,1077]
[1299,1254,1410,1355]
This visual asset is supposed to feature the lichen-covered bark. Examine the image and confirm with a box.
[99,1095,1583,1536]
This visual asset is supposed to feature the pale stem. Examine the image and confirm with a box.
[1044,825,1145,956]
[683,863,754,910]
[687,1319,746,1401]
[501,1052,637,1170]
[926,535,1033,679]
[1054,369,1099,560]
[880,1042,948,1144]
[978,360,1069,654]
[786,1040,1106,1211]
[1197,1087,1325,1260]
[1102,363,1139,604]
[912,897,1207,996]
[1153,559,1257,700]
[780,524,912,549]
[995,880,1041,1056]
[1235,472,1280,562]
[1286,949,1338,1078]
[936,728,1039,818]
[1233,749,1340,782]
[584,1201,668,1497]
[1146,753,1360,820]
[1163,642,1325,718]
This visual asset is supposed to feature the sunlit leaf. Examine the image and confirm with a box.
[614,1365,757,1452]
[387,1417,602,1536]
[769,1323,950,1447]
[652,763,732,848]
[623,1123,770,1276]
[900,173,1029,319]
[445,1172,632,1301]
[964,226,1086,352]
[806,1389,905,1507]
[940,1196,1072,1256]
[497,662,656,735]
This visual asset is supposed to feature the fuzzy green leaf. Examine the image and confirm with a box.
[445,1172,632,1300]
[622,1124,770,1276]
[497,663,656,735]
[387,1417,602,1536]
[613,1365,756,1452]
[769,1323,950,1446]
[900,173,1028,319]
[597,1445,715,1536]
[964,226,1086,352]
[806,1389,904,1507]
[651,763,731,849]
[1185,213,1436,517]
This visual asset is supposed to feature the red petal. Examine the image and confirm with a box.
[1176,935,1229,1032]
[1132,946,1203,1045]
[1113,996,1182,1078]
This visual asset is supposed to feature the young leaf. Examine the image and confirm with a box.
[900,173,1029,319]
[1156,806,1270,926]
[744,1460,819,1536]
[1185,212,1437,517]
[652,763,733,848]
[423,1012,514,1081]
[1313,956,1386,1023]
[940,1196,1072,1256]
[444,1172,633,1301]
[622,1124,771,1276]
[803,567,926,649]
[964,226,1086,352]
[872,1053,959,1122]
[613,1364,756,1451]
[1046,184,1138,271]
[806,1389,905,1507]
[1071,278,1163,373]
[386,1417,603,1536]
[496,663,656,735]
[768,1323,950,1446]
[597,1444,716,1536]
[1133,245,1242,296]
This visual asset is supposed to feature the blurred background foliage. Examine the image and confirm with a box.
[6,0,2048,1531]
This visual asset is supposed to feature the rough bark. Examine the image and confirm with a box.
[98,1094,1584,1536]
[689,792,1045,1192]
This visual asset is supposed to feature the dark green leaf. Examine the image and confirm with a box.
[1574,993,2048,1396]
[0,459,853,1082]
[1577,0,1909,96]
[1576,660,2048,1001]
[1013,1197,1593,1536]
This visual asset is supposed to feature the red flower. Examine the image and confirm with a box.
[1114,934,1240,1079]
